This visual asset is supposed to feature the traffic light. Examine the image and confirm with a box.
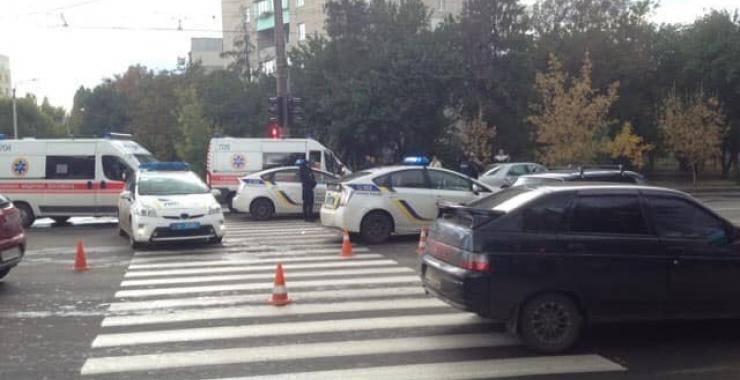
[288,96,303,126]
[267,121,282,139]
[268,96,284,125]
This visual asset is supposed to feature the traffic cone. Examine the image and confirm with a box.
[416,226,428,256]
[74,240,89,272]
[340,229,353,258]
[268,263,292,306]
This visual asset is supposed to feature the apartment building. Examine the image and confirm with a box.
[221,0,465,73]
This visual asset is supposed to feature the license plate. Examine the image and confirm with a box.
[424,268,442,289]
[324,195,338,209]
[1,247,21,261]
[170,222,200,230]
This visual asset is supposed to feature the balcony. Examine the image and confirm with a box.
[255,0,290,32]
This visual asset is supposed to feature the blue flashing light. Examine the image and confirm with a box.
[139,162,191,172]
[295,159,306,165]
[402,156,430,166]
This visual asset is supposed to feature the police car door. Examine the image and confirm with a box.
[270,169,302,213]
[312,171,336,209]
[383,169,436,233]
[427,169,485,205]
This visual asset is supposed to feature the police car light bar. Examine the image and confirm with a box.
[139,162,191,172]
[402,156,430,166]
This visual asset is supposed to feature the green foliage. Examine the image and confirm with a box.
[175,86,214,175]
[0,95,66,138]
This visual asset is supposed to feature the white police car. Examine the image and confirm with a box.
[320,157,493,243]
[118,162,225,248]
[232,166,339,220]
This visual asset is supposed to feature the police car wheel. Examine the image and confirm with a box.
[250,199,274,221]
[16,203,35,229]
[360,211,393,244]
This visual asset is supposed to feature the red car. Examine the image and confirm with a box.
[0,194,25,280]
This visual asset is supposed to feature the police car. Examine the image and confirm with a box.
[232,165,339,220]
[320,157,494,243]
[118,162,225,248]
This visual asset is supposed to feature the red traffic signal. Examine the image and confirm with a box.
[267,122,282,139]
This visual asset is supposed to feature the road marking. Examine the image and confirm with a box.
[102,298,448,327]
[121,267,413,287]
[204,355,626,380]
[108,286,427,311]
[225,230,338,238]
[124,259,398,278]
[92,313,487,347]
[128,251,376,269]
[115,275,421,298]
[80,333,518,375]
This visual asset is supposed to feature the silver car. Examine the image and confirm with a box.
[478,162,547,190]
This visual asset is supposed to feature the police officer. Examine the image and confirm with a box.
[298,159,317,221]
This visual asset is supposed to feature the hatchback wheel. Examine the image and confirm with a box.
[16,203,34,229]
[519,293,583,353]
[250,199,274,221]
[360,211,393,244]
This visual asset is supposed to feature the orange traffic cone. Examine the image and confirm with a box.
[268,263,292,306]
[416,226,428,256]
[74,240,89,272]
[340,229,353,258]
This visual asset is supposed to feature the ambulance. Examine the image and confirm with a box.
[206,137,348,210]
[0,135,156,227]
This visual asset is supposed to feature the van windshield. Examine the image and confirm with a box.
[138,173,210,196]
[135,154,157,164]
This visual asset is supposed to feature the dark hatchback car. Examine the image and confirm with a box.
[421,184,739,353]
[0,194,26,280]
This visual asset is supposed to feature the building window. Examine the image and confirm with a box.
[298,23,306,40]
[296,0,304,7]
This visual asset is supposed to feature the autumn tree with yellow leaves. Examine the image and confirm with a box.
[658,91,727,184]
[529,53,620,167]
[606,122,653,169]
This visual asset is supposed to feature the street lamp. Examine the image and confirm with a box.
[12,78,39,139]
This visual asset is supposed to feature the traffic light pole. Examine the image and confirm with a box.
[272,0,289,137]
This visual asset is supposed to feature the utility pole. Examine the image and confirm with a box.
[272,0,289,137]
[12,88,17,139]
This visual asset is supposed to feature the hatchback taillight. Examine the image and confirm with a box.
[460,254,490,272]
[427,238,490,272]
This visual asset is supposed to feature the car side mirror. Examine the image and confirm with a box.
[472,183,482,195]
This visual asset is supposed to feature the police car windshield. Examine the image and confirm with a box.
[135,154,157,164]
[138,173,209,196]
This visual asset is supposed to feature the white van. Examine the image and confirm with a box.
[207,137,347,209]
[0,136,156,227]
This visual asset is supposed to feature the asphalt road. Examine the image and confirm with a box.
[2,192,740,380]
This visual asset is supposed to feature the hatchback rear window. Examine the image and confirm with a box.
[468,186,536,211]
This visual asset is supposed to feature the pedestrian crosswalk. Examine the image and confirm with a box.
[80,216,627,379]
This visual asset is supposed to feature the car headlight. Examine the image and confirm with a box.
[135,206,157,217]
[208,204,222,215]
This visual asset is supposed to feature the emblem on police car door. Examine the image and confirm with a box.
[231,154,246,169]
[12,158,29,177]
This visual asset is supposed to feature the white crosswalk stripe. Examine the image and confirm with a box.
[81,217,627,379]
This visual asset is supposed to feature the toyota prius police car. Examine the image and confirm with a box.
[321,157,493,243]
[232,165,339,220]
[118,162,225,248]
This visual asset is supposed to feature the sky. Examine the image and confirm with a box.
[0,0,738,112]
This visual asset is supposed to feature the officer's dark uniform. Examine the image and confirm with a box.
[299,161,317,221]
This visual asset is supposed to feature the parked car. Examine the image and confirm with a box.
[478,163,547,190]
[421,183,739,353]
[232,166,339,220]
[512,168,646,187]
[0,194,26,280]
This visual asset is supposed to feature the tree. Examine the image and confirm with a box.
[0,95,66,138]
[529,53,619,166]
[658,91,727,184]
[175,86,215,175]
[606,122,653,169]
[460,111,497,165]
